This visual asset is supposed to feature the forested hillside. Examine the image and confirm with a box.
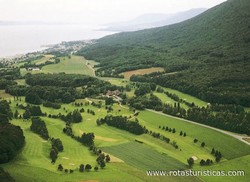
[78,0,250,106]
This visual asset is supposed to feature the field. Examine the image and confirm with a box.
[162,88,208,108]
[20,55,95,76]
[42,56,94,75]
[153,92,189,110]
[197,155,250,182]
[102,142,187,170]
[138,110,250,160]
[122,67,165,79]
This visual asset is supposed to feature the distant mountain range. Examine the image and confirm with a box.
[103,8,207,31]
[0,21,68,26]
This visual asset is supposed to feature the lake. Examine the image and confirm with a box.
[0,24,115,58]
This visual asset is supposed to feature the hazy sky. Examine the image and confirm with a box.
[0,0,227,25]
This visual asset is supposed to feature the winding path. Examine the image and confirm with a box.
[146,109,250,146]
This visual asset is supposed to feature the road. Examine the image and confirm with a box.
[146,109,250,146]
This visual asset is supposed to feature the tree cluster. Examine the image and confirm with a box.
[60,109,82,123]
[97,115,145,135]
[0,100,25,164]
[50,138,64,163]
[30,117,49,140]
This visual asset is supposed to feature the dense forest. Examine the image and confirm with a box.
[5,73,123,104]
[0,101,25,164]
[77,0,250,106]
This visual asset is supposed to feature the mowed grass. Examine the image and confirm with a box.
[196,155,250,182]
[138,110,250,160]
[42,56,94,76]
[163,88,207,107]
[154,92,189,110]
[1,98,183,182]
[100,77,129,87]
[122,67,165,79]
[102,142,186,170]
[32,55,54,65]
[1,119,151,182]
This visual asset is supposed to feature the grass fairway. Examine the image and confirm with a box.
[102,142,186,171]
[32,55,54,65]
[163,88,207,107]
[1,95,249,182]
[154,92,189,110]
[138,110,250,160]
[1,119,153,182]
[42,56,94,75]
[196,155,250,182]
[122,67,165,79]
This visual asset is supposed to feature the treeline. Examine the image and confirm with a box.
[0,68,20,90]
[60,110,83,123]
[127,91,250,134]
[50,138,64,163]
[30,117,49,140]
[6,73,123,104]
[0,100,25,164]
[128,94,162,110]
[20,58,59,70]
[6,85,77,104]
[96,115,145,135]
[186,107,250,135]
[63,124,95,147]
[0,79,16,90]
[131,72,250,107]
[161,104,250,135]
[25,73,96,87]
[0,68,20,80]
[210,103,244,114]
[43,101,61,109]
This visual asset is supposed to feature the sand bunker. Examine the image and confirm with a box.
[192,156,198,160]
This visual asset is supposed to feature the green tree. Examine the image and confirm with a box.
[58,164,63,171]
[201,142,205,147]
[94,166,99,172]
[79,164,84,172]
[85,164,92,172]
[25,92,42,105]
[187,157,194,167]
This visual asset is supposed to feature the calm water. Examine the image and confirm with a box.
[0,24,114,58]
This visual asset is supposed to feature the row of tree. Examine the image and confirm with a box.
[50,138,64,163]
[97,115,145,135]
[30,117,49,140]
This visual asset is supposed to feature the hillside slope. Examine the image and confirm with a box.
[78,0,250,106]
[103,8,206,31]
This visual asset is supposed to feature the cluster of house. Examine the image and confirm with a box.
[26,67,40,71]
[105,90,123,102]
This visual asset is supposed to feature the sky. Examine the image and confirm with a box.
[0,0,227,25]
